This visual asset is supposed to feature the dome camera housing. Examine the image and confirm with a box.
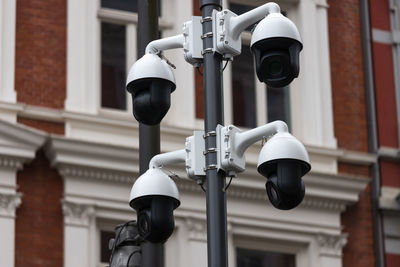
[250,12,303,88]
[126,54,176,125]
[129,168,180,243]
[257,132,311,210]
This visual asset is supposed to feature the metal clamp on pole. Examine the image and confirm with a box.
[203,130,217,138]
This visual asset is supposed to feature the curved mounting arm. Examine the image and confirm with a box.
[234,120,288,157]
[229,2,280,40]
[149,149,187,169]
[145,34,185,54]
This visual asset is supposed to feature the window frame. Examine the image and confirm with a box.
[65,0,173,118]
[97,5,170,115]
[233,235,309,267]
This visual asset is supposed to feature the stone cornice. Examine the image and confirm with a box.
[46,134,368,213]
[0,156,24,170]
[59,165,134,184]
[52,164,367,213]
[0,192,22,218]
[46,135,139,174]
[0,119,47,165]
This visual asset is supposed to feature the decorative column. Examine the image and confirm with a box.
[0,120,46,267]
[316,233,348,267]
[185,218,208,267]
[62,200,95,267]
[0,0,17,106]
[0,192,21,267]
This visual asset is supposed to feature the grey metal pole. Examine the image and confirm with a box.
[199,1,228,267]
[137,1,164,267]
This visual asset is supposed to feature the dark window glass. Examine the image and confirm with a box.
[101,22,127,110]
[100,230,115,263]
[267,86,291,128]
[232,45,257,128]
[101,0,161,16]
[237,248,296,267]
[101,0,138,13]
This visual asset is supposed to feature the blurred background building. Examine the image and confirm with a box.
[0,0,399,267]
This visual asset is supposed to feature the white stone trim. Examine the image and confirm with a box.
[0,0,17,109]
[380,186,400,211]
[0,192,20,267]
[0,119,46,267]
[44,133,368,267]
[372,28,396,44]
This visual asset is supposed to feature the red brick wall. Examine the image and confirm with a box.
[338,163,370,177]
[386,254,400,267]
[15,0,67,109]
[372,43,398,148]
[380,160,400,188]
[15,150,64,267]
[193,0,204,119]
[327,0,374,266]
[14,1,67,266]
[369,0,391,31]
[17,117,65,135]
[328,0,368,153]
[341,185,375,267]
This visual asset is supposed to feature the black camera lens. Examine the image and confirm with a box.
[268,183,279,201]
[138,212,150,236]
[268,60,283,76]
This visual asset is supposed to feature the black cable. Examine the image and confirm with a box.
[222,60,229,71]
[223,176,233,192]
[109,220,136,265]
[200,183,206,193]
[126,250,141,267]
[196,66,203,76]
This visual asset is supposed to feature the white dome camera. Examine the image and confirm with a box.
[250,6,303,87]
[126,53,176,125]
[129,168,180,243]
[257,132,311,210]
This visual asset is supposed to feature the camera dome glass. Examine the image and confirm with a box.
[268,60,283,76]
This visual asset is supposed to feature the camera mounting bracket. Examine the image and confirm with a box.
[183,16,204,67]
[212,3,281,59]
[213,9,241,59]
[185,131,206,184]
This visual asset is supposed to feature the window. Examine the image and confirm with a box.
[98,1,162,112]
[232,45,257,128]
[101,22,127,110]
[101,0,138,13]
[237,247,296,267]
[100,230,115,263]
[98,1,139,112]
[229,2,291,128]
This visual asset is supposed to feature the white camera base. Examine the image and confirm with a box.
[183,16,203,67]
[185,131,206,184]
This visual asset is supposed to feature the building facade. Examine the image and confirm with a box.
[0,0,398,267]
